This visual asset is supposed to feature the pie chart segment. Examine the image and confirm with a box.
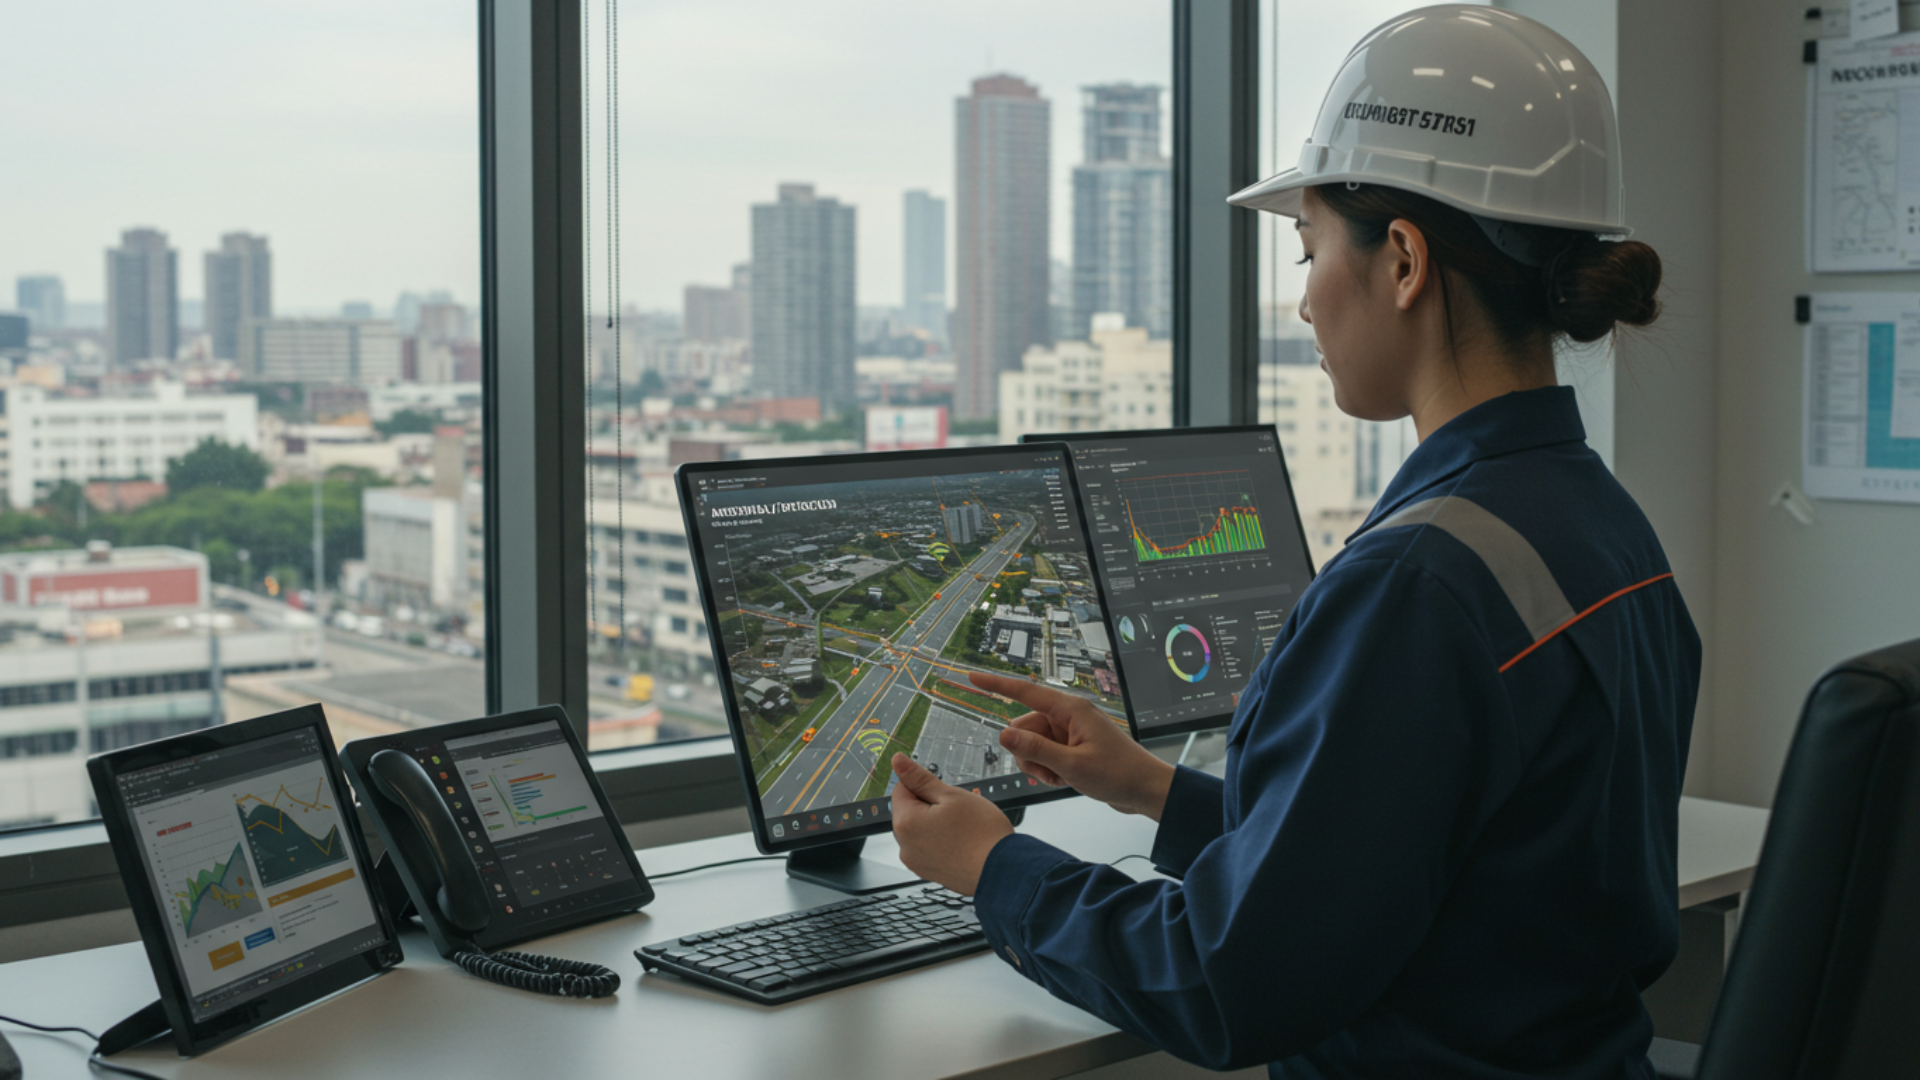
[1164,623,1211,683]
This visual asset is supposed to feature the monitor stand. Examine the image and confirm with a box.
[782,807,1024,895]
[786,837,921,895]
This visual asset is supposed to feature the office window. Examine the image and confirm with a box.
[1257,1,1457,568]
[580,2,1172,749]
[0,1,484,832]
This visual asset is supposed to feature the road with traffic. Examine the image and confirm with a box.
[758,517,1036,815]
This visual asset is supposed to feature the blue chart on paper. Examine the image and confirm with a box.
[1866,324,1920,470]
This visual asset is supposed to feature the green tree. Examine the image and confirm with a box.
[637,369,668,398]
[375,408,439,437]
[165,438,270,494]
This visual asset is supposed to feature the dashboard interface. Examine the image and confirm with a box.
[682,446,1126,843]
[380,719,645,929]
[1049,427,1315,735]
[115,726,387,1023]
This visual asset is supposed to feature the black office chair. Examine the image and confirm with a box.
[1650,637,1920,1080]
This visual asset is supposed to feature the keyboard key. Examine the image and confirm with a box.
[749,974,793,992]
[734,965,783,983]
[832,938,940,970]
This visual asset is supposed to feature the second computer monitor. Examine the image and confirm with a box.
[1023,425,1315,737]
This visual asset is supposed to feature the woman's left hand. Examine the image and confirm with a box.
[888,752,1014,896]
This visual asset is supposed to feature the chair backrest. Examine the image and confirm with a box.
[1697,637,1920,1080]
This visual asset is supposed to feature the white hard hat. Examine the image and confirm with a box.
[1229,5,1627,242]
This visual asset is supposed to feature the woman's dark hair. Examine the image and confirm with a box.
[1313,183,1661,352]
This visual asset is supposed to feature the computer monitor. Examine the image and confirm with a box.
[677,443,1131,893]
[1021,425,1314,738]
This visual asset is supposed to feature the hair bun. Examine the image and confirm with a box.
[1546,238,1662,343]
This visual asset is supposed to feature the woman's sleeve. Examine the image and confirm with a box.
[1146,766,1225,878]
[970,558,1517,1070]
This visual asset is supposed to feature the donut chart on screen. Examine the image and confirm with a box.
[1164,623,1211,683]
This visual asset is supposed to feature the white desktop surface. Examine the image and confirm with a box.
[0,794,1767,1079]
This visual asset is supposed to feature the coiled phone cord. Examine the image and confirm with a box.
[451,949,621,998]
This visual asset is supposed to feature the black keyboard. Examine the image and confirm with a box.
[636,886,987,1004]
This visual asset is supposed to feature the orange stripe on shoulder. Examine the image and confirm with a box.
[1498,572,1675,674]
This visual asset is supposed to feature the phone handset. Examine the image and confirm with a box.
[363,750,619,997]
[366,749,489,934]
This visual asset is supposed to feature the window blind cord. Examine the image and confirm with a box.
[0,1015,168,1080]
[608,0,627,653]
[584,0,597,641]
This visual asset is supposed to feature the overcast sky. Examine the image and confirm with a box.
[2,0,1431,317]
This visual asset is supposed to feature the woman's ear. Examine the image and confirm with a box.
[1384,219,1432,312]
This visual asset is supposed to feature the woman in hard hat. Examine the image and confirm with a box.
[887,6,1699,1078]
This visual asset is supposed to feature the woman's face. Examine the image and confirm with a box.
[1296,187,1418,423]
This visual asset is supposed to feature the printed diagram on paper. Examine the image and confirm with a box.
[1809,32,1920,272]
[1803,294,1920,504]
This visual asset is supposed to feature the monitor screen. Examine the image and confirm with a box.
[680,445,1128,848]
[388,717,646,927]
[1034,425,1315,736]
[112,725,387,1024]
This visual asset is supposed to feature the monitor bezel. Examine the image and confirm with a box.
[87,703,403,1057]
[1019,423,1316,739]
[676,441,1132,856]
[339,704,654,954]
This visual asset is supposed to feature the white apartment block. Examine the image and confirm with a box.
[3,382,257,509]
[363,484,473,615]
[1259,362,1356,568]
[586,496,709,671]
[239,318,403,384]
[997,316,1172,441]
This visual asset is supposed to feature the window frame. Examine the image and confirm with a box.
[0,0,1259,933]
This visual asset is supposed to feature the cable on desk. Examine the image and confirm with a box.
[650,855,785,881]
[451,949,620,998]
[0,1015,169,1080]
[1108,854,1152,869]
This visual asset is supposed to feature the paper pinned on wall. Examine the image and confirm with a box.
[1852,0,1901,42]
[1807,31,1920,272]
[1803,294,1920,505]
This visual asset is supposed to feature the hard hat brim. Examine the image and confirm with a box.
[1226,168,1629,240]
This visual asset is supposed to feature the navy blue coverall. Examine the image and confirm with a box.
[973,387,1702,1079]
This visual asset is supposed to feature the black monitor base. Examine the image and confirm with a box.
[97,999,169,1057]
[785,837,921,895]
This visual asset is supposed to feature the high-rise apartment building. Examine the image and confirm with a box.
[684,263,751,342]
[750,183,856,413]
[105,228,178,365]
[901,191,947,342]
[941,501,987,546]
[15,276,65,330]
[1071,84,1171,340]
[203,232,272,362]
[954,74,1051,421]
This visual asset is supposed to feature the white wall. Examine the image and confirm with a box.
[1516,1,1920,807]
[1710,5,1920,804]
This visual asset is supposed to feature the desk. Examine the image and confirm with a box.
[0,795,1768,1080]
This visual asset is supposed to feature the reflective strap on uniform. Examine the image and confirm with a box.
[1370,497,1575,641]
[1365,496,1676,673]
[1496,572,1674,673]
